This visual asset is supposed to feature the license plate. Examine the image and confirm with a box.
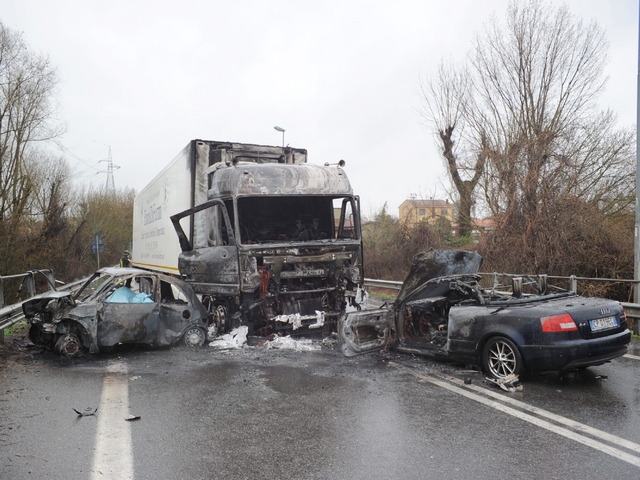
[589,316,617,331]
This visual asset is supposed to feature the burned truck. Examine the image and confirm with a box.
[132,140,366,337]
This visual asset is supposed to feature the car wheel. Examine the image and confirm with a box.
[55,333,81,356]
[482,336,523,379]
[183,327,206,347]
[28,324,43,346]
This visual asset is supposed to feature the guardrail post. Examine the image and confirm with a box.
[44,270,56,291]
[512,277,523,298]
[25,272,36,298]
[570,275,577,293]
[538,274,548,294]
[0,276,3,344]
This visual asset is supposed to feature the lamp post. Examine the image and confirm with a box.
[274,125,285,147]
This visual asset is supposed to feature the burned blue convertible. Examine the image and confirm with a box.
[340,250,631,379]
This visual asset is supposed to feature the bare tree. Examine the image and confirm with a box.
[421,62,487,237]
[0,22,66,276]
[28,152,71,239]
[0,22,63,226]
[421,0,634,279]
[472,1,623,215]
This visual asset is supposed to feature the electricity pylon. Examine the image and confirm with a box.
[99,146,120,192]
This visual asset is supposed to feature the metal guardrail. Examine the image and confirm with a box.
[364,276,640,335]
[364,278,402,291]
[0,272,89,344]
[365,273,640,297]
[0,269,57,307]
[2,273,638,342]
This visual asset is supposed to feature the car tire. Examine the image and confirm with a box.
[55,333,81,356]
[28,324,43,346]
[183,327,206,347]
[482,336,523,379]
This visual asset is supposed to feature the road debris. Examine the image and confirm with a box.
[486,374,523,392]
[73,407,97,417]
[263,335,321,352]
[124,414,141,421]
[12,338,29,348]
[209,326,248,349]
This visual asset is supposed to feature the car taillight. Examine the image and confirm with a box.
[622,307,628,324]
[540,313,578,332]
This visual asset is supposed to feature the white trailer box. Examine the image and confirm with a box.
[132,140,307,274]
[132,141,209,273]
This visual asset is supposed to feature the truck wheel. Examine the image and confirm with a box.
[183,327,206,347]
[55,333,81,356]
[482,336,523,379]
[214,305,228,331]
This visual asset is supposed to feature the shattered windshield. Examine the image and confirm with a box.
[75,272,115,301]
[237,195,358,244]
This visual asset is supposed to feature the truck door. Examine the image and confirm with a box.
[170,199,240,292]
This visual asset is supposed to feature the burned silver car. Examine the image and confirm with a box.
[340,250,631,379]
[23,267,210,355]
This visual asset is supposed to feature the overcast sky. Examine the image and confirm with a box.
[3,0,638,218]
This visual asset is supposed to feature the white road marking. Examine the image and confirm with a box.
[91,362,134,480]
[623,354,640,361]
[390,363,640,468]
[434,371,640,455]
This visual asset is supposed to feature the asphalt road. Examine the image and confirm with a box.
[1,325,640,480]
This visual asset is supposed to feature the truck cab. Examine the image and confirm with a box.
[168,141,366,335]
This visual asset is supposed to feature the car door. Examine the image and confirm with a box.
[97,275,159,347]
[154,278,203,346]
[98,302,158,346]
[339,308,394,357]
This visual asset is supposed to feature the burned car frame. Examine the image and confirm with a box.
[23,267,211,355]
[340,250,631,379]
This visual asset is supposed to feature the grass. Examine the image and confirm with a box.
[3,318,27,337]
[375,293,397,302]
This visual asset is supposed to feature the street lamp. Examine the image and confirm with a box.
[274,125,285,147]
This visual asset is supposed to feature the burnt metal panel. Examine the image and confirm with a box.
[209,164,352,198]
[178,246,240,285]
[97,303,158,346]
[396,250,483,306]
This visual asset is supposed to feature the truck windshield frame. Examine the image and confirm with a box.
[236,195,360,245]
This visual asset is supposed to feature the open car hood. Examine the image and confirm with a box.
[22,291,73,318]
[395,249,483,305]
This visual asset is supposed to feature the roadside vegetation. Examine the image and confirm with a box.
[366,0,635,302]
[0,22,133,295]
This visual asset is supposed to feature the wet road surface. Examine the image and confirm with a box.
[1,328,640,480]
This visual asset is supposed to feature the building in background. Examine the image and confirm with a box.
[398,198,454,228]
